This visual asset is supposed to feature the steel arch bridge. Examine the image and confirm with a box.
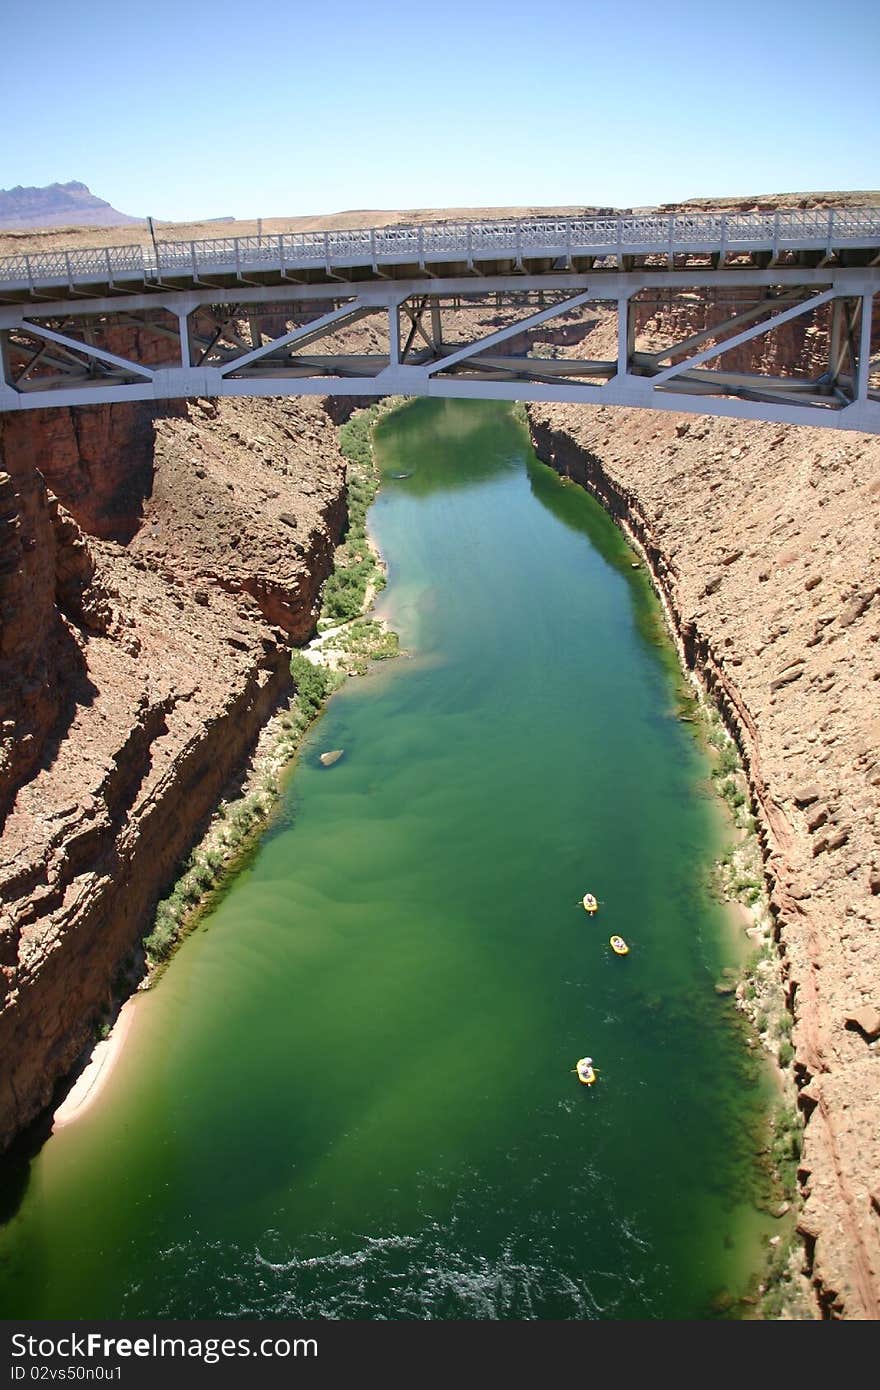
[0,208,878,432]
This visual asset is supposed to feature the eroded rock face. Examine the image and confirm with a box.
[0,392,347,1150]
[527,399,880,1320]
[132,396,347,642]
[1,401,160,543]
[0,443,111,825]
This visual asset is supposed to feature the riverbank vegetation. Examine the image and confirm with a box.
[320,406,384,624]
[695,699,809,1316]
[702,708,793,1067]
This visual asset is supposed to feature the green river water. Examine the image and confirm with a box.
[0,399,772,1319]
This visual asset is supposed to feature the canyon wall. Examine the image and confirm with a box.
[526,399,880,1319]
[0,392,347,1149]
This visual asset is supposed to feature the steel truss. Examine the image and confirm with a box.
[0,268,877,432]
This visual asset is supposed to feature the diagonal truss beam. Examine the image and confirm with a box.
[641,289,811,366]
[196,322,232,367]
[425,290,596,376]
[218,300,369,376]
[650,288,837,386]
[11,337,68,380]
[401,296,435,360]
[15,321,156,380]
[13,342,94,379]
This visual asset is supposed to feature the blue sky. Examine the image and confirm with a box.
[2,0,878,221]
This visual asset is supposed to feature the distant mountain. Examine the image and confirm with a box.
[0,181,140,229]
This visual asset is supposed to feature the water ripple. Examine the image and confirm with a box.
[124,1213,659,1320]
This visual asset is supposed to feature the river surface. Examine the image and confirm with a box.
[0,399,772,1319]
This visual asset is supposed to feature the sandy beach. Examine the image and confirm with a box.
[51,997,139,1130]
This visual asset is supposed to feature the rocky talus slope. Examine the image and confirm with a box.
[0,394,346,1149]
[527,399,880,1318]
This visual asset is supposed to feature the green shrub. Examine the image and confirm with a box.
[715,743,739,776]
[144,919,177,964]
[290,652,329,716]
[322,569,370,622]
[769,1103,802,1195]
[775,1011,793,1038]
[338,408,378,468]
[320,407,383,622]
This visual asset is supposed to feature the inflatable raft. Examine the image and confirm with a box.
[575,1057,596,1086]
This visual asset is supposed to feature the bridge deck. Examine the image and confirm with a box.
[1,209,879,302]
[1,211,877,433]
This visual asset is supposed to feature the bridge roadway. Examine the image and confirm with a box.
[0,209,878,431]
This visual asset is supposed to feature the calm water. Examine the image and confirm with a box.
[0,399,770,1319]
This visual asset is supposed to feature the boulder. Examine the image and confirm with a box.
[844,1007,880,1042]
[770,664,804,692]
[792,785,821,808]
[838,586,877,628]
[825,827,850,852]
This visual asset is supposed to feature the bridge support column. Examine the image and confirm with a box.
[617,292,634,376]
[0,332,21,411]
[856,291,874,401]
[0,330,11,391]
[430,300,443,349]
[388,303,399,367]
[178,310,192,369]
[828,297,845,381]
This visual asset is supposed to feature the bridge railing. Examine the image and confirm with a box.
[2,209,879,290]
[0,244,149,287]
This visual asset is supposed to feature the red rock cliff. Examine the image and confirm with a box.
[526,394,880,1320]
[0,391,347,1150]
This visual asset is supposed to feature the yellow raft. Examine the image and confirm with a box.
[581,893,598,915]
[610,935,629,956]
[575,1057,596,1086]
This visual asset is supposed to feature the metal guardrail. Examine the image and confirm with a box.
[1,209,879,291]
